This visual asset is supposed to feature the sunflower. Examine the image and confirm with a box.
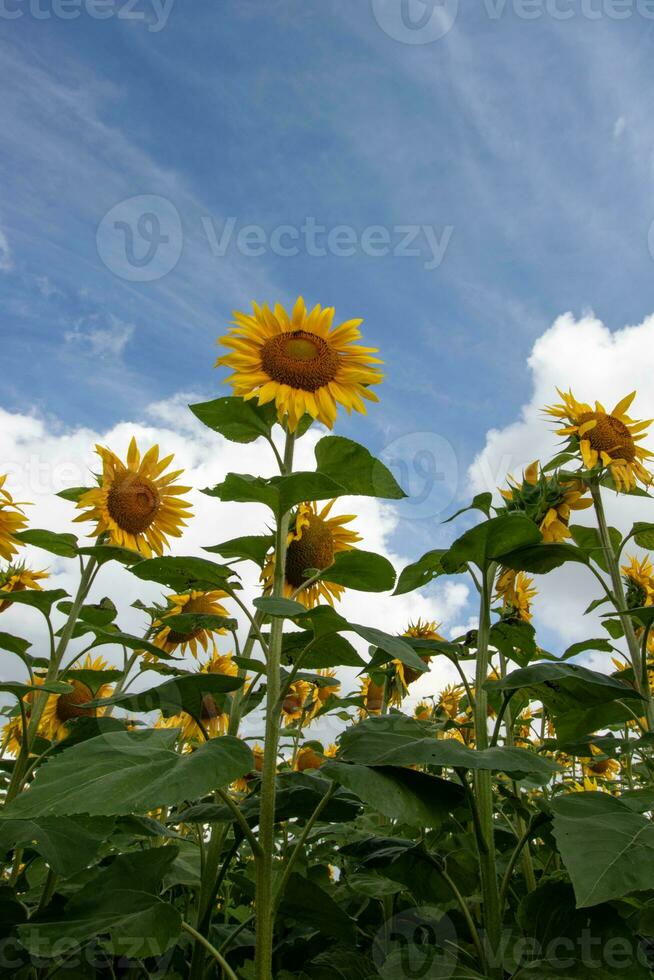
[582,743,621,780]
[308,669,341,719]
[40,655,113,743]
[150,590,231,659]
[75,437,192,557]
[261,500,361,609]
[545,389,653,492]
[1,716,24,757]
[358,676,386,719]
[437,683,464,720]
[280,680,313,727]
[173,652,239,742]
[393,619,445,691]
[495,568,537,623]
[0,564,49,613]
[623,555,654,609]
[501,460,592,543]
[295,745,326,772]
[216,297,383,432]
[414,700,433,722]
[0,476,28,562]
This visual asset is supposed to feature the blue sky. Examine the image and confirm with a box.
[2,0,654,563]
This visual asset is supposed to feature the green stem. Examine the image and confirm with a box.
[273,782,335,910]
[590,481,653,728]
[472,562,503,975]
[254,429,295,980]
[182,921,239,980]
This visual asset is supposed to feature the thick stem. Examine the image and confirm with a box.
[254,430,295,980]
[472,562,503,975]
[590,481,654,728]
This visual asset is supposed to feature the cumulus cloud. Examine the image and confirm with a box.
[0,398,469,738]
[468,310,654,648]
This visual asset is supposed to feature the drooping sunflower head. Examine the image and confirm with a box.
[294,744,326,772]
[358,676,385,718]
[75,437,193,557]
[215,297,383,432]
[151,589,231,658]
[437,683,464,720]
[495,567,537,623]
[501,460,592,543]
[394,619,445,690]
[0,563,49,613]
[582,743,621,780]
[545,389,653,492]
[261,500,361,609]
[622,555,654,610]
[281,680,313,727]
[0,476,28,562]
[40,655,113,743]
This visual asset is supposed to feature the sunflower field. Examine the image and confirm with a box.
[3,297,654,980]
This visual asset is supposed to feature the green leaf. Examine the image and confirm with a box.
[56,486,90,502]
[569,525,622,573]
[14,529,78,558]
[77,544,143,565]
[2,730,253,818]
[189,395,276,443]
[130,555,236,591]
[486,662,644,713]
[90,673,245,718]
[254,596,307,618]
[0,680,73,699]
[0,816,115,876]
[19,848,181,957]
[204,471,344,518]
[338,714,558,776]
[443,492,493,524]
[394,549,447,596]
[285,632,365,669]
[489,621,537,666]
[552,792,654,907]
[0,589,68,614]
[204,534,273,567]
[606,605,654,630]
[87,626,179,661]
[499,542,589,574]
[278,873,355,943]
[314,436,405,500]
[562,638,615,660]
[57,598,117,628]
[323,761,465,827]
[441,515,542,572]
[319,550,396,593]
[631,521,654,550]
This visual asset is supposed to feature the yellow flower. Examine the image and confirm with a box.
[0,476,28,562]
[76,437,192,557]
[0,564,49,613]
[393,619,445,692]
[568,776,607,794]
[171,652,239,742]
[308,669,340,719]
[281,680,313,727]
[1,716,24,757]
[150,590,231,659]
[295,745,326,772]
[545,389,653,491]
[501,461,592,543]
[358,676,385,718]
[215,296,383,432]
[414,700,432,721]
[495,568,537,623]
[437,683,464,719]
[622,555,654,609]
[40,655,113,743]
[261,500,360,609]
[582,743,620,780]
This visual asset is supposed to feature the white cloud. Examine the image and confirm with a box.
[64,314,135,359]
[0,226,12,272]
[469,310,654,648]
[0,398,468,738]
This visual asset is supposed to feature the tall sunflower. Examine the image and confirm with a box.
[545,389,653,491]
[0,475,28,562]
[171,652,239,742]
[495,567,537,623]
[501,460,592,543]
[75,437,192,557]
[261,500,361,609]
[40,655,113,743]
[215,297,383,431]
[0,564,49,613]
[151,589,231,659]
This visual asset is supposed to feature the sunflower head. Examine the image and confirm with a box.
[40,655,113,743]
[545,390,653,492]
[151,590,231,658]
[0,563,49,613]
[501,461,592,543]
[414,700,433,722]
[295,745,326,772]
[262,500,361,609]
[75,437,192,557]
[281,680,313,727]
[359,676,385,718]
[583,743,620,780]
[216,297,383,432]
[437,683,464,719]
[622,555,654,610]
[0,476,28,563]
[495,567,537,623]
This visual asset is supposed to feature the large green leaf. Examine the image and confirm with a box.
[0,589,68,614]
[0,815,114,876]
[441,515,542,572]
[204,471,345,518]
[14,529,78,558]
[630,521,654,550]
[130,555,236,591]
[323,761,464,827]
[189,395,276,443]
[394,549,447,595]
[278,873,355,944]
[89,673,245,718]
[284,631,365,669]
[569,525,622,573]
[204,534,274,567]
[19,848,181,957]
[2,730,253,818]
[486,662,644,713]
[552,792,654,907]
[314,436,405,500]
[498,542,589,574]
[319,550,396,592]
[338,715,558,776]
